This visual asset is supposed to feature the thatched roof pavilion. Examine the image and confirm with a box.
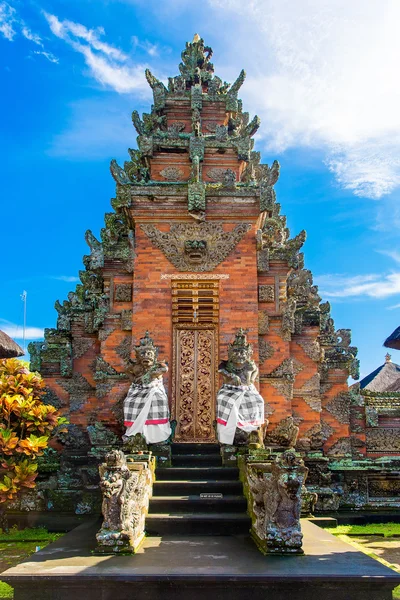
[384,326,400,351]
[359,353,400,392]
[0,330,24,359]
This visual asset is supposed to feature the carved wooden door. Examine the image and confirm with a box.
[173,327,217,442]
[171,280,219,443]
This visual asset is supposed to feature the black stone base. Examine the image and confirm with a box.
[3,519,400,600]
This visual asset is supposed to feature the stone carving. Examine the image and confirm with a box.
[96,450,153,553]
[114,284,132,303]
[297,423,326,451]
[141,222,251,272]
[366,428,400,452]
[188,181,206,218]
[365,405,379,427]
[325,391,351,424]
[121,309,132,331]
[247,450,308,554]
[116,337,132,362]
[259,160,280,212]
[327,436,352,456]
[258,339,274,364]
[217,329,266,446]
[57,373,94,411]
[72,338,94,360]
[287,269,320,309]
[267,358,295,381]
[206,168,229,182]
[297,339,322,362]
[94,357,126,381]
[320,419,335,442]
[159,166,184,180]
[280,298,296,341]
[297,374,321,412]
[179,35,214,86]
[124,332,171,444]
[269,379,293,402]
[264,416,299,448]
[258,311,269,335]
[258,285,274,302]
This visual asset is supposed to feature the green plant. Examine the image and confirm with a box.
[0,359,68,520]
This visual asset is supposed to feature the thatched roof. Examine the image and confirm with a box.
[0,330,24,359]
[359,354,400,392]
[384,326,400,350]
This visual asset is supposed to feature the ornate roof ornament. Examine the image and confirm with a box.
[179,34,214,88]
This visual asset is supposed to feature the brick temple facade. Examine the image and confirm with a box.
[25,36,399,516]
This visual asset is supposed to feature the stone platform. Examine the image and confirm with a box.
[2,519,400,600]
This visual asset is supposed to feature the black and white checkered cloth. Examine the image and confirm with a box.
[216,384,264,428]
[124,379,169,426]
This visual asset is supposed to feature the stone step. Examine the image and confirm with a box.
[153,480,243,496]
[156,467,239,481]
[146,512,251,536]
[171,443,221,455]
[172,453,222,467]
[149,495,247,514]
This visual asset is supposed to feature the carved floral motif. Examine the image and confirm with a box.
[159,166,185,180]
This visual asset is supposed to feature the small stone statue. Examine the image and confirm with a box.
[96,450,148,553]
[216,329,265,445]
[123,332,171,444]
[265,450,308,554]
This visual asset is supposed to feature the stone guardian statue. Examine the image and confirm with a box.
[123,332,171,444]
[217,329,265,445]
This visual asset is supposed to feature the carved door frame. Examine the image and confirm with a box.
[171,324,218,443]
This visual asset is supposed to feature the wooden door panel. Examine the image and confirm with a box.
[173,328,216,442]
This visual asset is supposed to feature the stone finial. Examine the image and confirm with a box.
[385,352,392,363]
[192,33,201,43]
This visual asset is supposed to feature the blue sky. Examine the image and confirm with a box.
[1,0,400,378]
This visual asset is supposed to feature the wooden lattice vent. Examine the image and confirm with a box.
[172,281,219,325]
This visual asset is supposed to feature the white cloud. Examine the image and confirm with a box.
[21,26,42,46]
[51,275,80,282]
[43,13,148,93]
[388,303,400,310]
[208,0,400,200]
[315,272,400,299]
[33,50,59,64]
[0,1,16,40]
[378,250,400,264]
[0,319,44,340]
[0,2,58,63]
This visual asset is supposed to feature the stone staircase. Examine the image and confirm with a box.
[146,443,251,535]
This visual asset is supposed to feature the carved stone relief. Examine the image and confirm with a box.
[258,311,269,335]
[264,417,299,447]
[206,168,228,182]
[141,222,251,272]
[297,339,322,362]
[296,373,321,412]
[114,284,132,303]
[72,338,95,360]
[121,309,133,331]
[159,166,184,180]
[258,285,275,302]
[327,436,352,456]
[366,428,400,452]
[116,337,132,362]
[325,391,351,424]
[258,339,274,364]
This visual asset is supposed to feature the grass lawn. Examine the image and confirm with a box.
[0,527,64,600]
[326,522,400,599]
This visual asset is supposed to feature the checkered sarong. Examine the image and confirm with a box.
[124,379,169,426]
[217,384,264,445]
